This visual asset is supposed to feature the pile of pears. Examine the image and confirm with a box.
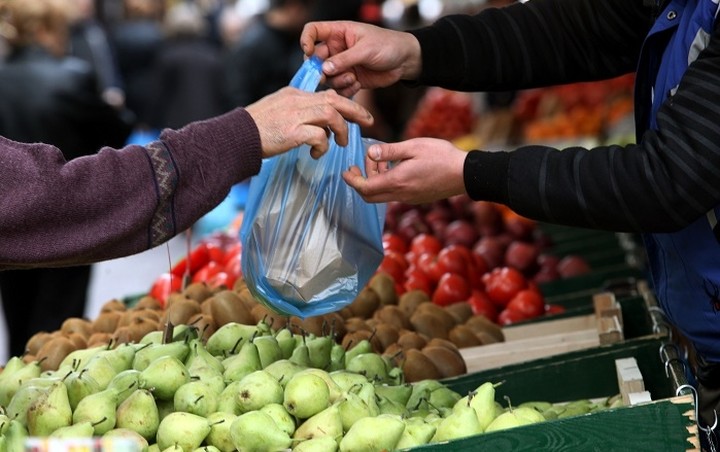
[0,315,623,452]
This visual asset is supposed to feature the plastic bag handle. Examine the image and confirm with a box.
[289,56,323,93]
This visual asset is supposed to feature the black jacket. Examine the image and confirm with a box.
[0,46,132,159]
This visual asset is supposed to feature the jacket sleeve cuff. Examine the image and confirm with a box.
[464,150,511,203]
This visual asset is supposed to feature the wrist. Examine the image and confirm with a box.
[400,32,422,80]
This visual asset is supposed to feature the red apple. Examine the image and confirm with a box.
[504,240,540,274]
[443,219,479,248]
[557,255,591,278]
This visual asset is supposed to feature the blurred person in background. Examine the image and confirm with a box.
[110,0,164,133]
[302,1,720,445]
[222,0,317,108]
[68,0,127,110]
[147,1,229,130]
[0,0,132,357]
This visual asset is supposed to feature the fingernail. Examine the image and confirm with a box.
[323,61,335,74]
[371,145,381,160]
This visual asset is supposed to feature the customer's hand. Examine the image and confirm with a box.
[343,137,467,204]
[300,20,422,97]
[246,86,373,159]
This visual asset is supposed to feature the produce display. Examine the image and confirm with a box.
[0,313,626,452]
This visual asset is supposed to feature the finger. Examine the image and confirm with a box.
[301,125,330,159]
[300,22,330,57]
[346,165,364,177]
[342,169,389,204]
[370,142,409,164]
[324,91,373,128]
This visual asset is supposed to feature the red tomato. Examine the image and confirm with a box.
[410,233,443,257]
[482,266,528,309]
[192,261,223,283]
[497,308,530,326]
[205,242,226,264]
[149,272,182,307]
[170,243,211,278]
[207,271,234,290]
[404,266,433,294]
[221,242,242,266]
[506,289,545,318]
[224,252,243,284]
[467,290,498,323]
[383,232,408,254]
[432,273,471,307]
[545,304,567,316]
[416,252,444,285]
[378,252,407,284]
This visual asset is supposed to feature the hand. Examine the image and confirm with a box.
[246,86,373,159]
[343,138,467,204]
[300,20,422,97]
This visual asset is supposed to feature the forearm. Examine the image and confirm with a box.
[0,107,261,269]
[409,0,650,91]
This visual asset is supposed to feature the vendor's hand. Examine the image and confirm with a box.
[343,138,467,204]
[246,87,373,159]
[300,20,422,98]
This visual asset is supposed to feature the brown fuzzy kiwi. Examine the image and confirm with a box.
[382,343,404,367]
[136,308,162,323]
[208,290,255,326]
[65,332,88,350]
[397,290,431,318]
[36,336,77,372]
[464,315,505,342]
[396,331,428,351]
[129,317,160,340]
[415,303,457,332]
[373,323,400,351]
[368,272,398,305]
[186,313,217,341]
[22,354,37,364]
[92,311,123,334]
[87,332,113,348]
[250,304,288,330]
[425,338,464,358]
[344,317,372,334]
[163,297,202,326]
[322,312,346,341]
[349,287,381,319]
[25,331,54,356]
[402,348,443,382]
[372,305,411,331]
[444,302,474,325]
[421,345,467,378]
[341,329,381,353]
[60,317,94,340]
[475,330,502,345]
[134,296,163,311]
[100,299,127,313]
[232,277,247,293]
[410,311,450,340]
[111,326,135,345]
[448,324,484,348]
[236,288,259,312]
[288,316,325,337]
[338,306,355,320]
[183,282,214,303]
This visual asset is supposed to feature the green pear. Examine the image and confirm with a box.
[222,341,262,383]
[294,368,342,403]
[205,323,258,357]
[140,330,164,345]
[274,328,297,359]
[259,403,296,437]
[204,411,237,452]
[376,394,408,416]
[63,369,101,410]
[343,339,373,368]
[116,388,160,440]
[103,428,149,451]
[5,382,48,425]
[185,339,224,375]
[395,417,436,449]
[338,414,405,452]
[328,343,346,372]
[336,388,373,432]
[0,413,10,434]
[58,345,106,372]
[263,359,305,387]
[235,370,283,413]
[133,341,190,372]
[107,369,142,404]
[306,335,333,370]
[161,445,185,452]
[406,379,444,410]
[193,446,221,452]
[253,335,283,368]
[288,340,312,368]
[328,371,368,393]
[484,406,544,433]
[82,355,120,390]
[97,344,137,373]
[354,383,380,417]
[157,398,176,422]
[229,411,292,452]
[429,386,463,410]
[140,355,190,400]
[374,383,413,407]
[468,382,499,431]
[293,436,338,452]
[3,419,27,452]
[156,412,211,452]
[26,381,73,436]
[518,400,553,412]
[0,360,41,406]
[174,380,219,417]
[146,443,161,452]
[72,388,118,435]
[345,353,389,383]
[187,365,225,395]
[216,381,241,415]
[431,398,482,442]
[49,421,94,438]
[294,405,343,442]
[284,373,330,420]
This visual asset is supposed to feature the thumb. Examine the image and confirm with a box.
[368,141,407,164]
[322,45,369,77]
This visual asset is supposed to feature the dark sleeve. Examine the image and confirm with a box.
[464,24,720,234]
[408,0,652,91]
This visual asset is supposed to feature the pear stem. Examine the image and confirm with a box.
[230,338,243,355]
[91,417,107,427]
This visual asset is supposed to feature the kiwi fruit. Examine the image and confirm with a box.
[475,330,502,345]
[382,342,404,365]
[322,312,347,341]
[372,305,410,331]
[22,354,37,364]
[397,290,431,317]
[338,306,355,319]
[100,299,127,313]
[425,338,464,358]
[182,282,214,303]
[232,277,247,293]
[396,331,428,351]
[162,297,201,326]
[87,332,113,348]
[464,315,505,342]
[288,315,325,337]
[236,288,259,312]
[444,302,474,325]
[186,313,217,341]
[134,296,163,311]
[25,331,53,356]
[415,303,456,332]
[421,345,467,378]
[66,332,88,350]
[92,311,123,334]
[368,272,398,306]
[250,303,288,330]
[349,287,381,319]
[60,317,94,340]
[409,311,450,340]
[448,324,483,348]
[373,323,400,351]
[111,326,135,345]
[207,290,255,326]
[36,336,77,372]
[402,348,443,382]
[344,317,372,334]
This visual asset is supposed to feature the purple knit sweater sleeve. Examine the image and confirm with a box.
[0,107,261,269]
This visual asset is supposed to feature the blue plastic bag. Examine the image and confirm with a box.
[240,56,386,318]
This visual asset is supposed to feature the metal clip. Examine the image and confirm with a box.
[675,384,718,451]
